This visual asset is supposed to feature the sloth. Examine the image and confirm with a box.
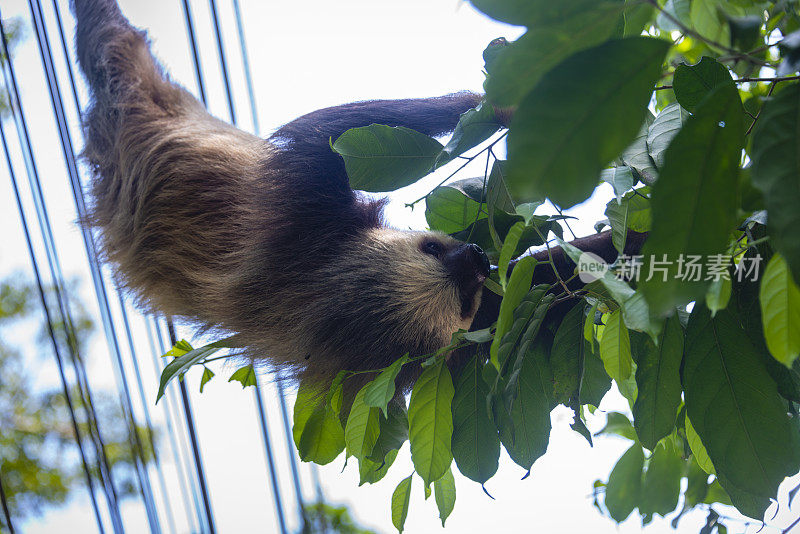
[72,0,495,388]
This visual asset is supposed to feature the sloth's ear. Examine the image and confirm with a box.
[268,93,482,192]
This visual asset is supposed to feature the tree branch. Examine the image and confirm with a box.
[472,230,648,329]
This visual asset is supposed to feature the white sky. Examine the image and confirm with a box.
[1,0,798,533]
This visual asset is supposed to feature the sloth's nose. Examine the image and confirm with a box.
[467,244,490,278]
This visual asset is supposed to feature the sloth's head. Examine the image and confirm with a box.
[301,227,490,376]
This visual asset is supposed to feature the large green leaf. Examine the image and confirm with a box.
[333,124,443,192]
[409,360,455,487]
[759,254,800,367]
[685,415,715,475]
[601,166,635,204]
[363,355,408,417]
[434,467,456,527]
[489,256,537,367]
[640,85,744,317]
[391,475,413,533]
[425,177,488,235]
[451,354,500,484]
[751,83,800,284]
[495,334,552,471]
[470,0,614,26]
[599,309,633,384]
[506,37,669,208]
[605,188,652,254]
[690,0,731,49]
[683,304,800,518]
[620,112,658,184]
[604,444,644,522]
[673,57,735,113]
[639,442,683,518]
[656,0,691,32]
[646,102,691,169]
[345,385,381,460]
[631,316,684,450]
[484,5,622,106]
[293,378,346,465]
[358,449,398,486]
[550,303,586,406]
[367,399,409,464]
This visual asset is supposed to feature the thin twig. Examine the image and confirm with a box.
[654,74,800,91]
[746,81,778,136]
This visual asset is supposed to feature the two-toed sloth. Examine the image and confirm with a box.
[72,0,493,388]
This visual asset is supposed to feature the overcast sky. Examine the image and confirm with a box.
[1,0,797,533]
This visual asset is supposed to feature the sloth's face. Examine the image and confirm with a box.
[366,228,490,336]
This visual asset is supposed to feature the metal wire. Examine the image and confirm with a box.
[0,11,123,532]
[0,110,106,534]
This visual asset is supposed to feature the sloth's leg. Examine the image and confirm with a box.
[270,92,484,186]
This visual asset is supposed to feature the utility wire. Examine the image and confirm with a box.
[0,11,123,532]
[0,113,106,534]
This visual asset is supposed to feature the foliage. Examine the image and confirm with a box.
[161,0,800,530]
[302,500,379,534]
[0,276,153,525]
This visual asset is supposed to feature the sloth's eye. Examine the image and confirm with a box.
[421,240,443,257]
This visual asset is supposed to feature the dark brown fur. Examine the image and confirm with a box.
[73,0,487,387]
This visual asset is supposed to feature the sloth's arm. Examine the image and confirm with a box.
[270,92,484,184]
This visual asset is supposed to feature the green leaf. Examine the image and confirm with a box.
[228,364,257,388]
[604,444,644,522]
[498,221,525,290]
[470,0,615,26]
[409,360,455,486]
[751,83,800,284]
[345,385,381,460]
[486,160,521,249]
[657,0,691,32]
[640,85,743,317]
[436,103,501,167]
[433,467,456,527]
[685,415,715,475]
[646,102,691,169]
[332,124,443,192]
[451,354,500,484]
[391,475,413,533]
[293,379,346,465]
[673,57,735,113]
[605,188,652,254]
[495,333,553,470]
[581,337,613,408]
[620,112,658,185]
[484,4,623,106]
[199,366,214,393]
[597,411,637,441]
[157,341,227,403]
[358,449,398,486]
[363,355,408,417]
[705,276,732,317]
[639,442,683,517]
[490,256,537,367]
[367,399,409,464]
[759,254,800,367]
[162,339,193,358]
[550,303,586,406]
[684,304,800,518]
[599,309,633,384]
[631,317,683,451]
[506,37,670,207]
[691,0,731,50]
[601,167,635,204]
[425,177,488,235]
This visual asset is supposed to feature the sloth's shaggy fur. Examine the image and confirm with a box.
[73,0,488,387]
